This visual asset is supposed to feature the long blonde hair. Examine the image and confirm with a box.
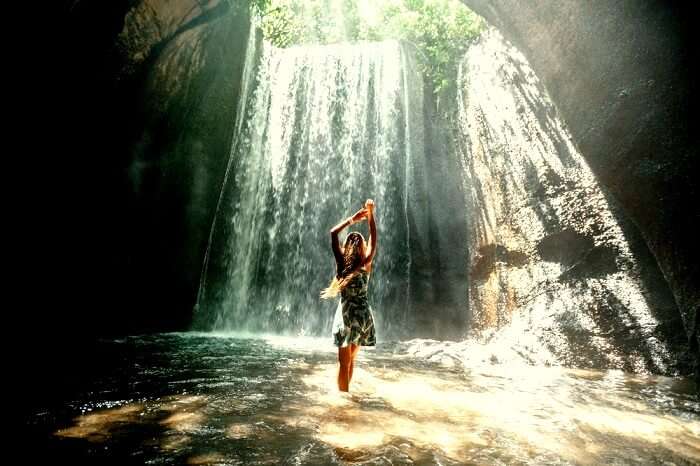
[320,232,366,299]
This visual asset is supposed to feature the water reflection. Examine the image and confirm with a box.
[295,363,700,464]
[32,334,699,465]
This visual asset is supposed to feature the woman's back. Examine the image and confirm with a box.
[340,269,370,302]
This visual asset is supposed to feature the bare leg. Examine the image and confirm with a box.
[338,346,350,392]
[348,344,360,384]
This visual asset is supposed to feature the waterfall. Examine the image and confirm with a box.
[195,25,260,326]
[400,48,413,325]
[193,26,680,373]
[194,38,426,338]
[454,29,679,372]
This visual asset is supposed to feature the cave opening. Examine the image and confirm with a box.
[23,1,699,463]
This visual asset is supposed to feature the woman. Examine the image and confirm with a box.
[320,199,377,392]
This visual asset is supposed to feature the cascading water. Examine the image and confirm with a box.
[194,38,426,338]
[452,28,684,373]
[194,25,684,374]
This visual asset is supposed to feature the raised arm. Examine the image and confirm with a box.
[364,199,377,266]
[330,207,367,276]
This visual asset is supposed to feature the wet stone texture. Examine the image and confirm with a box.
[455,29,688,375]
[118,1,252,332]
[45,1,252,336]
[461,0,699,376]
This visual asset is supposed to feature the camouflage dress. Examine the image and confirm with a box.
[332,269,376,347]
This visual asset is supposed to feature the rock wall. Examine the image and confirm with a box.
[39,0,252,337]
[119,0,251,332]
[461,0,698,372]
[455,29,686,374]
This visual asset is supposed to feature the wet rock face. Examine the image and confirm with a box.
[471,244,528,282]
[537,230,595,266]
[117,0,232,74]
[461,0,698,370]
[537,230,619,280]
[128,2,248,330]
[46,1,251,335]
[121,1,250,332]
[456,30,687,375]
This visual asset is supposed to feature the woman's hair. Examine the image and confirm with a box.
[320,232,366,299]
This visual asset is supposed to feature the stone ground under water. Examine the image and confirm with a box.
[25,333,700,465]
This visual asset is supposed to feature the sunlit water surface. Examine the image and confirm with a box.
[28,334,699,465]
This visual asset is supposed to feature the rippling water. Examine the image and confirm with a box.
[26,334,699,465]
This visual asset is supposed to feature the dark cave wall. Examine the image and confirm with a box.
[40,0,252,338]
[461,0,698,361]
[119,1,251,333]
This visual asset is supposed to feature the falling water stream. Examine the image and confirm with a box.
[195,37,425,339]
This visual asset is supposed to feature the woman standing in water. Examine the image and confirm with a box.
[321,199,377,392]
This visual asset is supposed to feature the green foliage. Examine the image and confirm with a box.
[248,0,272,15]
[376,0,484,95]
[226,0,270,16]
[252,0,484,97]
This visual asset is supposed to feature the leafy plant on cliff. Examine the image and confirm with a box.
[252,0,485,98]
